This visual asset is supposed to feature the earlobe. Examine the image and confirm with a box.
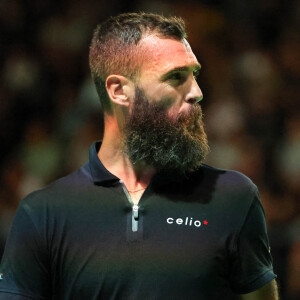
[106,75,132,107]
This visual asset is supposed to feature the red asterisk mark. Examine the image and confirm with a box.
[203,220,208,225]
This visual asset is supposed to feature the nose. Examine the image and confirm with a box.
[185,77,203,105]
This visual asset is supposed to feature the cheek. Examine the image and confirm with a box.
[166,105,181,120]
[146,84,182,108]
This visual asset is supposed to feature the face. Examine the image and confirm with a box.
[123,37,209,174]
[135,36,203,118]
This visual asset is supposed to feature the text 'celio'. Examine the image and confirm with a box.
[166,217,208,227]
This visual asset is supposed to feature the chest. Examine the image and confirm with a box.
[49,187,235,299]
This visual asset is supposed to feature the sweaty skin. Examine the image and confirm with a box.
[137,36,203,118]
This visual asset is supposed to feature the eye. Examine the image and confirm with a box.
[168,72,187,85]
[169,72,184,80]
[193,69,200,79]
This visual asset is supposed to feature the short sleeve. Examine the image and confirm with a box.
[0,201,50,300]
[229,187,277,294]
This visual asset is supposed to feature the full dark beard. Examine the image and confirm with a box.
[124,87,209,174]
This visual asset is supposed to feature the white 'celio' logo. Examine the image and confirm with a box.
[167,217,202,227]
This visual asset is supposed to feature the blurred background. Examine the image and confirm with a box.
[0,0,299,298]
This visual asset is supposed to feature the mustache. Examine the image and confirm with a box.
[176,104,202,121]
[176,104,203,130]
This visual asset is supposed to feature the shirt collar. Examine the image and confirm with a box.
[88,141,198,186]
[89,141,120,185]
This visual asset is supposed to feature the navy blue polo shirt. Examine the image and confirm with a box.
[0,142,276,299]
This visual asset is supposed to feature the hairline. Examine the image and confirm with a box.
[132,33,187,84]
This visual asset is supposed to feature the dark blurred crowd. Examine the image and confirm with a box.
[0,0,299,299]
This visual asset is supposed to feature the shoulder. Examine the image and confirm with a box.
[200,164,258,194]
[20,162,93,213]
[196,164,260,223]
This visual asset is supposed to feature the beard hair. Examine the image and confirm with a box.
[123,87,209,174]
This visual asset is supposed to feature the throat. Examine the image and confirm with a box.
[127,187,147,193]
[128,189,146,205]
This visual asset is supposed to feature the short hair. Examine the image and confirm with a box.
[89,12,186,113]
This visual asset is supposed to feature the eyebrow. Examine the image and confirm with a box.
[160,64,202,81]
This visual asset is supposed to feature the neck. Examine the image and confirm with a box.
[98,115,155,192]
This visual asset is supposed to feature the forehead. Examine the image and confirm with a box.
[139,35,199,77]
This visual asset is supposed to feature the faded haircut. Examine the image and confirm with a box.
[89,12,186,113]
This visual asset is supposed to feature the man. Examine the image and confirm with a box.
[0,13,278,299]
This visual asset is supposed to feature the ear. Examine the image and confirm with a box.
[106,75,134,107]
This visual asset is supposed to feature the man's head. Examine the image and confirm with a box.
[89,12,186,113]
[89,12,209,173]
